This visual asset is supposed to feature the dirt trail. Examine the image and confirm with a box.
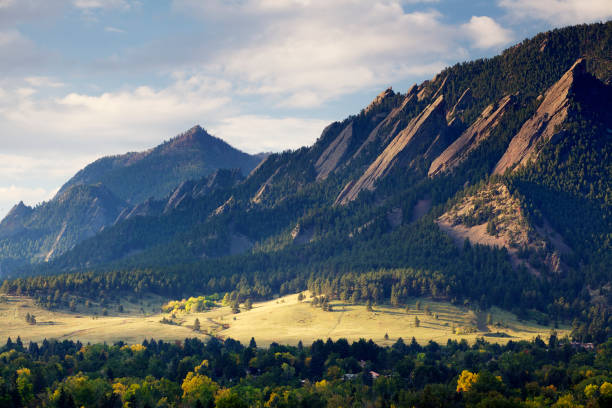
[326,309,345,337]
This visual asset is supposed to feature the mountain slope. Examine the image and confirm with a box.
[0,184,126,273]
[58,125,262,204]
[29,22,612,275]
[0,127,264,276]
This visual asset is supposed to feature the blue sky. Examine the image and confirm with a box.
[0,0,611,218]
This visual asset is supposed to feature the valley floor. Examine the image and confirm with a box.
[0,293,567,346]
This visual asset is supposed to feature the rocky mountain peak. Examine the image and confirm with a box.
[165,125,210,149]
[365,87,396,114]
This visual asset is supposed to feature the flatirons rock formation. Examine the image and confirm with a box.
[336,94,448,204]
[493,58,584,175]
[429,94,515,177]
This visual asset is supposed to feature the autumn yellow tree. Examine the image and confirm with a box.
[456,370,479,393]
[181,372,218,406]
[16,368,33,406]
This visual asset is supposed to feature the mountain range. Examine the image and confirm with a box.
[1,21,611,341]
[0,126,265,276]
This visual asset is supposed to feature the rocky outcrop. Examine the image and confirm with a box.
[364,87,396,114]
[114,198,165,223]
[437,183,571,275]
[0,184,128,263]
[336,95,448,205]
[493,59,585,175]
[314,122,354,180]
[429,94,515,176]
[164,169,243,213]
[291,222,315,245]
[446,88,473,123]
[112,169,244,223]
[352,91,418,159]
[315,88,407,180]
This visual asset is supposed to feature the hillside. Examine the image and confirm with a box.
[57,125,263,204]
[2,21,612,343]
[0,127,263,276]
[0,184,126,274]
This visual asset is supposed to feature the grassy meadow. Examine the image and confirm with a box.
[0,292,567,346]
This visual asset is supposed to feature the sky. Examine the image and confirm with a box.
[0,0,611,218]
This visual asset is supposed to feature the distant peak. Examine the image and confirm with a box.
[4,201,33,219]
[186,124,203,134]
[165,125,216,149]
[180,124,208,140]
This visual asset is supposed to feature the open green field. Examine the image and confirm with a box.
[0,293,568,346]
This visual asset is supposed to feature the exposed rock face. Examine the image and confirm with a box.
[112,169,243,223]
[364,87,396,114]
[446,88,473,122]
[352,92,418,158]
[163,168,242,213]
[429,94,515,176]
[437,183,571,275]
[164,180,198,213]
[251,165,283,204]
[291,222,315,245]
[336,95,448,205]
[315,122,354,180]
[315,88,406,180]
[214,196,235,216]
[114,198,165,224]
[493,58,585,175]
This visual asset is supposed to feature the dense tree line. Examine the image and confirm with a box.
[2,334,612,407]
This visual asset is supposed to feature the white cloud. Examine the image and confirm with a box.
[462,16,513,49]
[0,154,93,181]
[210,115,330,153]
[73,0,131,10]
[104,26,126,33]
[0,153,100,218]
[499,0,612,25]
[24,76,65,88]
[0,74,233,154]
[175,0,460,107]
[0,185,51,209]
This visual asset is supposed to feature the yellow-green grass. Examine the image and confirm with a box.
[0,296,209,345]
[0,293,568,347]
